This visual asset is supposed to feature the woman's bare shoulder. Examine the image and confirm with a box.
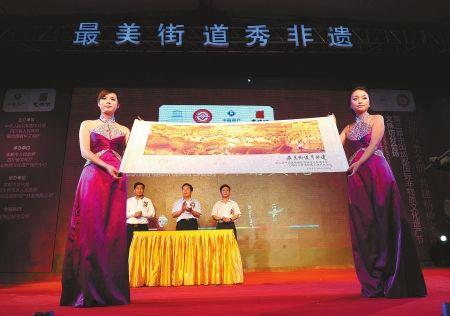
[116,123,130,135]
[80,119,98,129]
[369,114,384,125]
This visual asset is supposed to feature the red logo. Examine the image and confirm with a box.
[255,110,265,119]
[193,109,213,123]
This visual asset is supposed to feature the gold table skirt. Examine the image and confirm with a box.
[128,230,244,287]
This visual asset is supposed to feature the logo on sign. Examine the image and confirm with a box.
[193,109,213,123]
[171,110,183,118]
[396,94,410,107]
[255,110,265,119]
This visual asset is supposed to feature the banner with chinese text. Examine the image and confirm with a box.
[0,88,70,272]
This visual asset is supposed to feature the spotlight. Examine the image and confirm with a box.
[247,78,252,83]
[430,233,450,266]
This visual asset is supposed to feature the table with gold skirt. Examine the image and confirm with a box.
[128,230,244,287]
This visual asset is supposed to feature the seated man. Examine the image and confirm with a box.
[126,182,155,248]
[211,184,241,238]
[172,183,202,230]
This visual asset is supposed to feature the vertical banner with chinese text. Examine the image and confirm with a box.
[0,89,70,272]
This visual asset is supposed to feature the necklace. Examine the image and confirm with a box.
[355,112,370,124]
[99,114,116,124]
[99,114,116,138]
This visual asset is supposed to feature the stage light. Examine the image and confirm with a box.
[247,78,252,83]
[430,233,450,267]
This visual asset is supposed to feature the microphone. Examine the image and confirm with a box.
[117,172,123,177]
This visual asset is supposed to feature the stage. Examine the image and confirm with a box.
[1,268,449,316]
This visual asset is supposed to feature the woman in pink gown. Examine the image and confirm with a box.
[60,89,131,307]
[340,87,427,298]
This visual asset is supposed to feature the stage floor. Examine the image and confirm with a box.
[1,268,449,316]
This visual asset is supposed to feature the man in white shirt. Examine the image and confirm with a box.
[172,183,201,230]
[211,184,241,238]
[126,182,155,248]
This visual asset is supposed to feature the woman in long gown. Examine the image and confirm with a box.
[60,89,131,307]
[340,86,427,298]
